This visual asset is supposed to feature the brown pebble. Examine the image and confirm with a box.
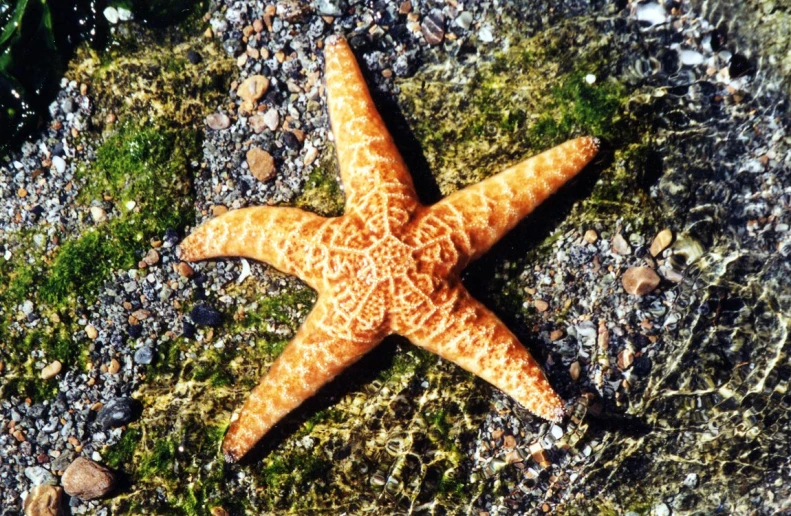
[583,229,598,244]
[85,325,98,340]
[534,299,549,312]
[569,361,581,381]
[79,83,88,96]
[177,262,194,278]
[621,267,661,296]
[236,75,269,105]
[17,187,27,198]
[203,27,214,39]
[40,361,62,380]
[528,441,550,468]
[398,0,412,14]
[13,429,25,442]
[24,485,62,516]
[132,309,150,321]
[142,249,159,266]
[108,359,121,375]
[246,147,276,181]
[503,434,517,449]
[617,348,635,370]
[549,329,565,341]
[421,9,445,45]
[649,228,673,257]
[62,457,115,501]
[210,507,230,516]
[253,19,264,32]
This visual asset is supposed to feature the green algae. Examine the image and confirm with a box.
[295,149,345,217]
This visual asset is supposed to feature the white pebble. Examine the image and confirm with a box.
[635,2,667,26]
[679,49,705,66]
[478,25,494,43]
[51,156,66,174]
[90,206,107,223]
[237,258,252,284]
[103,6,119,24]
[550,425,564,439]
[585,74,596,85]
[117,7,133,21]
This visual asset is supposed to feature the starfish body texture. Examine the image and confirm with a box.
[180,35,599,462]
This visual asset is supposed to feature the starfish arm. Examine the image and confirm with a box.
[419,137,599,264]
[394,285,565,422]
[180,206,331,290]
[324,36,419,220]
[222,297,382,462]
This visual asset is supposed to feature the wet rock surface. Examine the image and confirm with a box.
[61,457,115,500]
[0,0,789,514]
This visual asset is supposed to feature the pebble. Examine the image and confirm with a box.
[23,485,62,516]
[249,114,268,133]
[262,108,280,131]
[534,299,549,312]
[51,156,66,174]
[24,466,57,486]
[549,329,565,341]
[455,11,473,30]
[191,303,223,327]
[635,2,667,26]
[622,267,661,296]
[62,458,115,501]
[187,50,202,64]
[569,361,581,381]
[652,502,670,516]
[650,229,673,256]
[108,358,121,375]
[89,206,107,223]
[583,229,598,244]
[142,249,160,266]
[421,10,445,46]
[303,145,318,166]
[134,346,154,365]
[611,233,632,255]
[96,397,137,429]
[206,113,231,130]
[617,348,635,370]
[177,262,194,278]
[40,361,62,380]
[246,147,276,182]
[237,75,269,107]
[103,6,119,24]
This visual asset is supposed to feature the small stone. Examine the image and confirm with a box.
[652,503,670,516]
[622,267,661,296]
[134,346,153,365]
[549,329,565,341]
[249,114,267,133]
[103,6,119,24]
[632,355,652,376]
[51,156,66,174]
[96,397,137,429]
[24,466,57,486]
[421,9,445,45]
[142,249,160,266]
[683,472,698,488]
[585,74,597,85]
[117,7,133,21]
[569,361,581,381]
[398,1,412,15]
[528,441,550,468]
[455,11,473,30]
[583,229,598,244]
[303,145,318,166]
[262,108,280,131]
[237,75,269,105]
[534,299,549,312]
[617,348,634,370]
[187,50,202,64]
[40,361,62,380]
[649,229,673,257]
[276,0,313,22]
[253,19,264,32]
[85,324,99,340]
[177,262,194,278]
[90,206,107,223]
[62,458,115,501]
[210,508,230,516]
[247,147,276,182]
[191,303,223,327]
[24,485,62,516]
[18,187,28,197]
[108,359,121,375]
[206,113,231,130]
[611,233,631,255]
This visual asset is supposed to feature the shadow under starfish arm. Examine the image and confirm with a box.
[420,137,600,266]
[393,285,566,422]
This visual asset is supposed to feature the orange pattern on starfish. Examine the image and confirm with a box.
[180,35,599,462]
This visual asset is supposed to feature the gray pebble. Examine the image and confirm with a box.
[24,466,57,486]
[134,346,154,365]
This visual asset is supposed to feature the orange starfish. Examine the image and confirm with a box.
[180,35,599,462]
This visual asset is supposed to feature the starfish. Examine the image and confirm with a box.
[180,35,599,462]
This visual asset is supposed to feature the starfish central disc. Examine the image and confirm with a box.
[179,35,601,462]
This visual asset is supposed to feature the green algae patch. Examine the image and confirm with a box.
[295,148,345,217]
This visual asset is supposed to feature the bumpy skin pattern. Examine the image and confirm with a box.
[179,35,599,462]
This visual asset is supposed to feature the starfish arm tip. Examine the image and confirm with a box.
[221,440,243,463]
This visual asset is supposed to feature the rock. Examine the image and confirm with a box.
[421,9,445,46]
[246,147,276,182]
[276,0,313,22]
[206,113,231,130]
[24,466,57,486]
[534,299,549,312]
[632,355,652,376]
[177,262,194,278]
[249,114,267,133]
[455,11,473,30]
[187,50,202,64]
[142,249,160,266]
[103,6,119,24]
[191,303,223,327]
[237,75,269,108]
[61,457,115,501]
[569,361,581,381]
[108,358,121,375]
[134,346,153,365]
[622,267,661,296]
[40,361,62,380]
[650,229,673,257]
[611,233,632,255]
[262,108,280,131]
[24,485,62,516]
[96,397,137,430]
[617,348,635,370]
[51,156,66,174]
[89,206,107,223]
[281,131,302,150]
[316,0,343,16]
[117,7,133,21]
[550,329,565,341]
[583,229,598,244]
